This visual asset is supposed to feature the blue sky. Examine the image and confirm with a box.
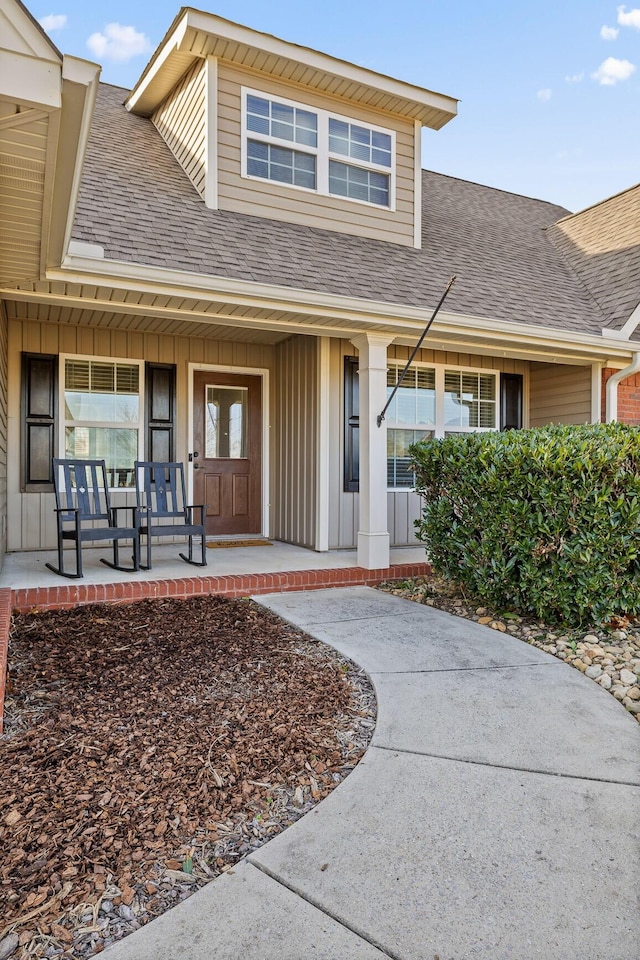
[33,0,640,212]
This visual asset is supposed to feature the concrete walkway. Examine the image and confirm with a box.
[105,587,640,960]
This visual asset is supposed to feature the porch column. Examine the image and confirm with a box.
[350,333,394,569]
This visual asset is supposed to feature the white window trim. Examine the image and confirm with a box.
[386,361,500,491]
[241,86,396,211]
[59,354,145,490]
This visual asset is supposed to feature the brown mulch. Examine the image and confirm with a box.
[0,595,375,959]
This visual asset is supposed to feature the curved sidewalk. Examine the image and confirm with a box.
[105,587,640,960]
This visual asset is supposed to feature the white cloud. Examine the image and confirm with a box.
[38,13,67,32]
[591,56,636,84]
[600,25,619,39]
[617,5,640,29]
[536,88,552,101]
[565,72,584,82]
[86,23,152,62]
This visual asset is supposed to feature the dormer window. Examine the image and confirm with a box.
[242,87,395,209]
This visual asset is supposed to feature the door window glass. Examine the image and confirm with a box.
[205,385,248,458]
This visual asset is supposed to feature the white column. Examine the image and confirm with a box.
[350,333,394,569]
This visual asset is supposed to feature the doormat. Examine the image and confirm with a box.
[207,539,273,549]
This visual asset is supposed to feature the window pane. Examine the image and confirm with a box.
[63,359,141,484]
[247,113,270,135]
[444,371,496,429]
[65,427,138,487]
[247,141,316,188]
[328,119,392,168]
[387,429,433,488]
[272,101,294,124]
[206,386,248,458]
[65,360,140,423]
[246,95,317,148]
[329,160,389,206]
[247,95,269,116]
[386,365,435,426]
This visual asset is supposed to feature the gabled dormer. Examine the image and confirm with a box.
[126,7,457,249]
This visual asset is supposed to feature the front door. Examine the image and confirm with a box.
[192,371,262,537]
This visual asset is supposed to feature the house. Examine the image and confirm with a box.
[1,0,639,576]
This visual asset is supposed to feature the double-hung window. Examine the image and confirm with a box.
[385,363,498,488]
[62,357,143,488]
[242,88,395,209]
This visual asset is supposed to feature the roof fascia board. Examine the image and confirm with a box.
[125,15,189,114]
[47,255,635,360]
[0,49,61,108]
[127,7,457,123]
[1,0,62,61]
[45,56,101,271]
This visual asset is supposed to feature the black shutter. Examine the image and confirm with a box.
[145,362,176,462]
[22,353,57,491]
[344,356,359,492]
[501,373,523,430]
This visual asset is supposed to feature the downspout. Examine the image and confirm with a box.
[605,352,640,422]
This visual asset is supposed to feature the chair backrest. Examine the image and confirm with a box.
[52,459,112,522]
[135,462,187,519]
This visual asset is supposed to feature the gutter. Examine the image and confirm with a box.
[605,352,640,421]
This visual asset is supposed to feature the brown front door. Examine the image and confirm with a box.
[192,371,262,537]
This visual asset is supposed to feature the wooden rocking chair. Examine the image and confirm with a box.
[134,461,207,570]
[46,459,140,579]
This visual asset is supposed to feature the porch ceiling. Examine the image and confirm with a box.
[2,278,394,342]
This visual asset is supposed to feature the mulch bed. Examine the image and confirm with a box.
[0,596,375,959]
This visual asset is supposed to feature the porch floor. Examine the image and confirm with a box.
[0,541,430,612]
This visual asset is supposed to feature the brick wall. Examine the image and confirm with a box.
[601,368,640,424]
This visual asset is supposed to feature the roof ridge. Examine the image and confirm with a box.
[553,180,640,225]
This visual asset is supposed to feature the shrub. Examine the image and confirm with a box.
[410,423,640,626]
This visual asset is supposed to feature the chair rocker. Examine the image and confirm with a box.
[134,461,207,570]
[46,459,140,579]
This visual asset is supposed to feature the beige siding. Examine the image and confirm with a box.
[328,339,529,548]
[217,62,416,246]
[0,110,48,284]
[529,363,592,427]
[7,319,276,551]
[273,335,317,548]
[0,302,8,567]
[152,60,207,197]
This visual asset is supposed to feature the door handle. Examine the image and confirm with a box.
[193,462,200,469]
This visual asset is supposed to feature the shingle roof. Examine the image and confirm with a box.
[546,185,640,331]
[72,83,607,336]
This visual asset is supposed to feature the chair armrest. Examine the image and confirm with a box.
[53,506,79,530]
[186,504,206,524]
[109,504,138,527]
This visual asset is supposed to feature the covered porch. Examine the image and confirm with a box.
[0,540,428,613]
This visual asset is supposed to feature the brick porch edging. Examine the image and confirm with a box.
[0,588,11,735]
[0,562,431,734]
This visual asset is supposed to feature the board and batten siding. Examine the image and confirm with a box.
[529,363,592,427]
[7,318,276,551]
[216,62,416,246]
[328,339,529,549]
[152,59,207,198]
[273,335,317,549]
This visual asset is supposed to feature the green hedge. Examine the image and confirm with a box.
[410,423,640,626]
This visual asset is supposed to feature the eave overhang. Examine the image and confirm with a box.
[0,252,633,367]
[126,7,458,129]
[0,0,100,284]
